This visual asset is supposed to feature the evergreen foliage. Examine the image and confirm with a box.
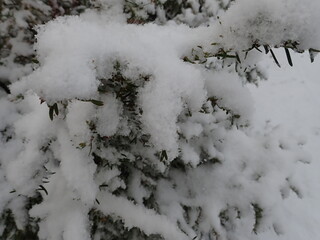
[0,0,319,240]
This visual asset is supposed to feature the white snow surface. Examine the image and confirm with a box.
[1,0,320,239]
[218,0,320,50]
[248,51,320,240]
[11,16,213,158]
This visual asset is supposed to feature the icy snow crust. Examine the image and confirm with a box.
[1,0,320,239]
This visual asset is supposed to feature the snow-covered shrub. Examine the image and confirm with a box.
[0,0,92,85]
[1,0,320,239]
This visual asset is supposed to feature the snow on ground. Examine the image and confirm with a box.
[249,51,320,239]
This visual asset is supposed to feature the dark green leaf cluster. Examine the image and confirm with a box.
[89,209,164,240]
[0,195,42,240]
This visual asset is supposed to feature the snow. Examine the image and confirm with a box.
[1,0,320,239]
[96,94,122,137]
[204,70,254,120]
[66,100,95,143]
[217,0,320,51]
[11,16,211,158]
[29,171,91,240]
[56,129,98,204]
[248,50,320,240]
[97,191,188,240]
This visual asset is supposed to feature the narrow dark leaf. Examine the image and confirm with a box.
[49,106,54,121]
[130,136,137,144]
[309,48,320,53]
[252,203,263,234]
[38,185,48,195]
[235,53,241,63]
[284,48,293,66]
[0,82,10,94]
[263,45,269,54]
[53,103,59,115]
[160,150,168,161]
[244,51,248,60]
[10,190,16,193]
[95,198,100,205]
[183,56,195,64]
[99,184,108,190]
[79,142,86,148]
[269,49,281,68]
[309,50,315,63]
[90,99,104,106]
[31,58,39,64]
[309,49,319,63]
[254,46,262,53]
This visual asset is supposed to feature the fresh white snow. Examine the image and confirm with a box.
[249,51,320,240]
[1,0,320,239]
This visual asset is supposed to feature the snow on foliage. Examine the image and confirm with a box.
[218,0,320,51]
[0,0,320,239]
